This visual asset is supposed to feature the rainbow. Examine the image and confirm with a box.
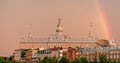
[96,1,111,39]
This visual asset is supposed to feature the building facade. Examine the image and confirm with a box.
[76,47,120,62]
[19,19,101,49]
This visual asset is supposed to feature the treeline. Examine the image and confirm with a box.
[0,54,119,63]
[39,55,119,63]
[0,57,17,63]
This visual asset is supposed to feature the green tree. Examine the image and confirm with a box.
[80,57,88,63]
[40,56,57,63]
[0,57,6,63]
[40,56,49,63]
[0,57,18,63]
[72,58,83,63]
[49,57,57,63]
[99,54,107,63]
[59,57,70,63]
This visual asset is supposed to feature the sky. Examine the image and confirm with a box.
[0,0,120,56]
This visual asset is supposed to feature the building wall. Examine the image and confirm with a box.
[76,49,120,62]
[67,47,76,60]
[14,50,22,61]
[26,50,32,60]
[20,42,97,49]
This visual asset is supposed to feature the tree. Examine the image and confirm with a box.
[0,57,18,63]
[40,56,57,63]
[59,57,70,63]
[0,57,6,63]
[72,58,83,63]
[80,57,88,63]
[99,54,107,63]
[41,59,49,63]
[40,56,49,63]
[49,57,57,63]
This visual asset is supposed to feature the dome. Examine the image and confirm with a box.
[97,39,110,47]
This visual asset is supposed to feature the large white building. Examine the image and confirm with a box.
[19,19,116,49]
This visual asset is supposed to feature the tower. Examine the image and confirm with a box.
[56,18,63,35]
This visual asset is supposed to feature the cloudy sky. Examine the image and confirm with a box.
[0,0,120,56]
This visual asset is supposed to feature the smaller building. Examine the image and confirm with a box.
[67,47,76,60]
[25,49,32,60]
[58,47,76,60]
[14,49,22,61]
[76,47,120,62]
[25,49,39,60]
[14,49,27,61]
[38,48,51,60]
[51,47,59,58]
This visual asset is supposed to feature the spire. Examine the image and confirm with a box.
[56,18,63,35]
[28,24,32,38]
[28,32,32,38]
[88,22,93,37]
[88,31,92,37]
